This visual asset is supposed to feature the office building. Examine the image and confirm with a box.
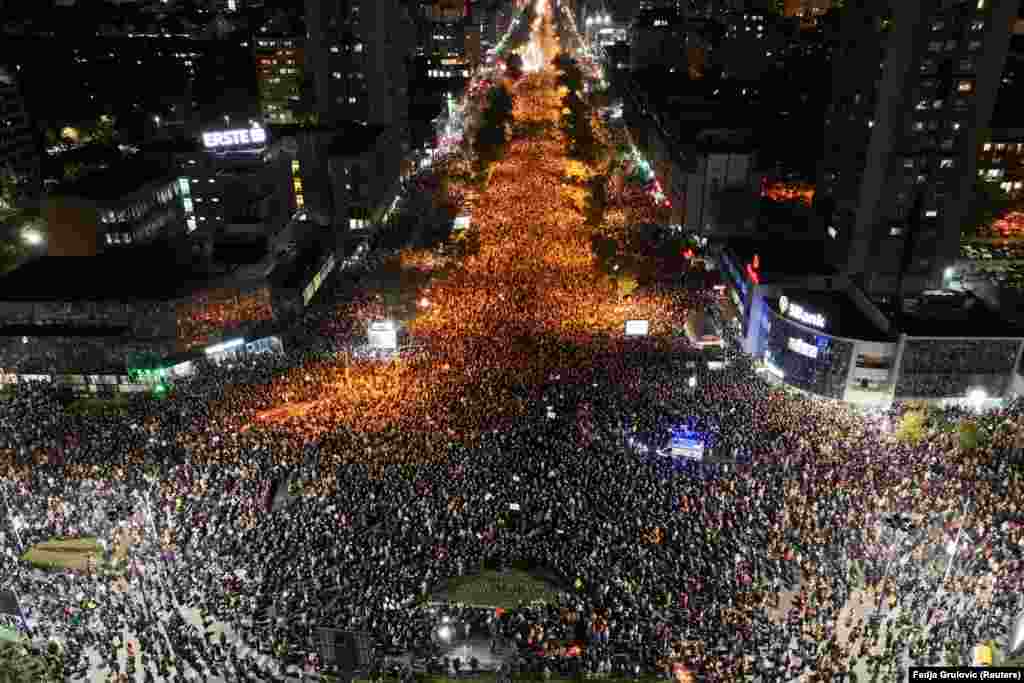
[255,35,305,123]
[304,0,416,129]
[418,0,481,81]
[43,159,184,256]
[719,237,1024,407]
[782,0,834,18]
[815,0,1018,300]
[978,130,1024,198]
[629,6,687,71]
[167,124,292,243]
[0,65,40,197]
[329,124,407,231]
[684,130,762,235]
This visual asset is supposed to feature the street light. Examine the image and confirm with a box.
[22,228,43,246]
[967,388,987,412]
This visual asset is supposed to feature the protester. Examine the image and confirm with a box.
[0,11,1021,683]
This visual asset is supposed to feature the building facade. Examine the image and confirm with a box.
[977,128,1024,198]
[0,65,40,196]
[816,0,1018,300]
[44,168,184,255]
[254,35,305,124]
[719,243,1024,406]
[304,0,415,129]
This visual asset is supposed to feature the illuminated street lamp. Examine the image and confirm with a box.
[22,228,44,246]
[967,388,987,412]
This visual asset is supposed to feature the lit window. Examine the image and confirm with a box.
[969,40,982,51]
[931,21,945,31]
[1014,181,1023,189]
[925,209,938,217]
[904,159,915,169]
[348,96,357,104]
[971,20,985,31]
[987,168,1004,179]
[983,143,993,151]
[291,160,300,173]
[932,100,944,109]
[939,159,954,169]
[916,100,928,111]
[890,227,903,236]
[996,143,1006,151]
[913,121,925,132]
[958,81,973,92]
[353,43,363,52]
[333,72,342,79]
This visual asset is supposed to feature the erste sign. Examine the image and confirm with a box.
[202,128,267,149]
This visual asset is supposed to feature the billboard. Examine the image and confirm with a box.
[625,320,649,336]
[202,127,268,149]
[367,321,398,350]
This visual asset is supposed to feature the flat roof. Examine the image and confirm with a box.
[884,291,1024,338]
[51,159,174,201]
[328,124,391,156]
[776,288,892,342]
[0,324,130,337]
[725,236,836,278]
[0,245,210,302]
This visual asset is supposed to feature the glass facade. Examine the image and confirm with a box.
[762,311,855,399]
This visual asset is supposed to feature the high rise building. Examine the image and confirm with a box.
[816,0,1018,299]
[304,0,415,129]
[255,36,305,123]
[0,65,40,198]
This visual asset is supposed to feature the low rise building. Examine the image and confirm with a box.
[43,159,184,255]
[719,237,1024,407]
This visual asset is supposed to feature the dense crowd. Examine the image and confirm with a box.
[0,10,1022,683]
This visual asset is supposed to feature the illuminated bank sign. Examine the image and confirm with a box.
[787,337,819,359]
[779,296,826,330]
[202,127,267,149]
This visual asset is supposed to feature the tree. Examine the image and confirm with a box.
[964,177,1018,239]
[584,175,608,227]
[895,410,928,446]
[958,419,981,451]
[484,85,515,129]
[615,274,639,299]
[505,53,524,81]
[555,59,584,94]
[590,233,619,266]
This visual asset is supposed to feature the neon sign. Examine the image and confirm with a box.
[779,296,826,329]
[202,127,267,149]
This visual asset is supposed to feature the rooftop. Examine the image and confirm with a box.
[0,244,210,302]
[776,288,891,342]
[887,290,1024,338]
[327,124,392,157]
[725,236,835,279]
[51,158,175,202]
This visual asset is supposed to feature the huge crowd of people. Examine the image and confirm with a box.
[0,9,1022,683]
